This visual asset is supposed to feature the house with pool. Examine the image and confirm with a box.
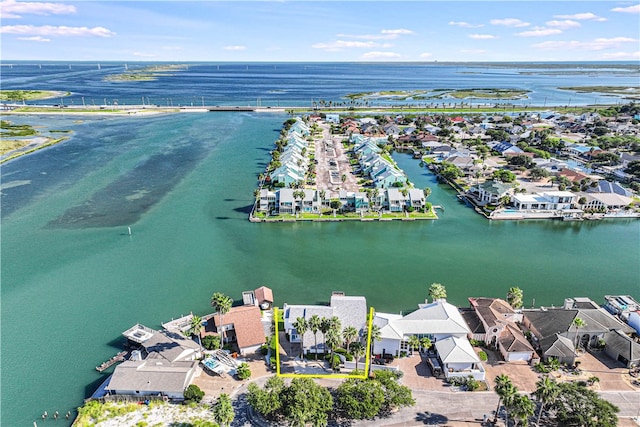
[373,299,485,380]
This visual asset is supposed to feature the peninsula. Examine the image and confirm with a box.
[252,102,640,222]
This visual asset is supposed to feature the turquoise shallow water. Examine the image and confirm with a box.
[2,111,639,426]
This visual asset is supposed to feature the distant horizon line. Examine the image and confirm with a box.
[2,59,639,65]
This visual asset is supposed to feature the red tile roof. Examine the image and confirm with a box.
[254,286,273,304]
[213,305,265,351]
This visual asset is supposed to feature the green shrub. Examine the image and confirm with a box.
[184,384,204,403]
[202,335,221,350]
[236,362,251,380]
[478,351,488,362]
[466,376,480,391]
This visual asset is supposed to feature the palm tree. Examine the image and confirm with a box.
[500,383,518,427]
[423,187,432,199]
[494,374,514,423]
[420,337,433,354]
[293,317,308,360]
[328,316,342,335]
[325,328,342,371]
[369,324,382,356]
[573,317,586,352]
[213,393,234,427]
[308,315,321,360]
[211,292,233,349]
[407,335,420,355]
[342,326,358,353]
[507,286,524,309]
[509,394,534,427]
[187,314,204,355]
[350,342,365,372]
[319,317,331,356]
[428,283,447,302]
[533,376,559,426]
[293,190,305,213]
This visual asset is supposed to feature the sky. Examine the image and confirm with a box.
[1,0,639,62]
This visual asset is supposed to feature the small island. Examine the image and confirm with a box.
[558,86,640,100]
[1,120,71,163]
[0,89,70,101]
[345,88,530,101]
[104,64,189,82]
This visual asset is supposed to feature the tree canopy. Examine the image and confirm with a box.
[506,287,524,309]
[428,283,447,301]
[212,393,234,427]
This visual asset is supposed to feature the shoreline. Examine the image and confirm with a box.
[1,101,625,116]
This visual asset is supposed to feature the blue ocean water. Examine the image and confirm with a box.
[2,61,639,108]
[1,62,639,426]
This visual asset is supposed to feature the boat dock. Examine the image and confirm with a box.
[96,351,127,372]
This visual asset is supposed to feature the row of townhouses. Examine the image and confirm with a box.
[268,118,311,187]
[257,187,426,215]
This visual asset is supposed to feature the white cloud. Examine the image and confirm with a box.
[600,51,640,59]
[546,20,581,29]
[594,37,637,43]
[17,35,50,42]
[611,4,640,14]
[312,40,392,51]
[490,18,530,27]
[517,27,563,37]
[336,28,414,41]
[381,28,414,36]
[448,21,484,28]
[419,52,433,59]
[361,51,401,60]
[461,49,487,54]
[1,24,115,37]
[0,0,75,19]
[553,12,607,21]
[313,40,373,49]
[532,37,637,51]
[469,34,498,39]
[223,45,247,51]
[132,52,157,58]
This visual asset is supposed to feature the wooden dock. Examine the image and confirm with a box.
[96,351,127,372]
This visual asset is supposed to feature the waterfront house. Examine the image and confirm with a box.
[474,180,514,205]
[581,192,632,211]
[467,298,535,362]
[289,119,310,136]
[206,305,266,355]
[258,189,276,213]
[283,293,367,354]
[242,285,274,310]
[523,297,634,365]
[512,191,576,211]
[107,328,202,400]
[373,299,485,380]
[408,188,426,210]
[105,358,198,401]
[254,286,274,309]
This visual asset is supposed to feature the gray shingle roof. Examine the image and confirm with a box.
[106,359,197,395]
[603,330,640,363]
